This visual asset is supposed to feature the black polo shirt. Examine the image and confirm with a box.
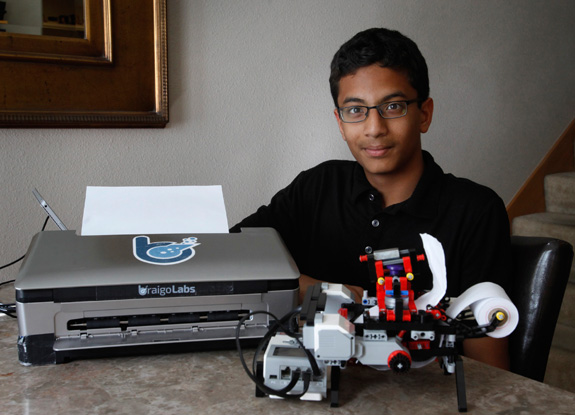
[230,151,511,297]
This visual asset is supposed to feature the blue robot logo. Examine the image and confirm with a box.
[133,236,201,265]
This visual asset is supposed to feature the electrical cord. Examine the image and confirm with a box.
[0,216,50,318]
[0,277,17,317]
[0,299,16,318]
[0,255,25,272]
[235,306,321,399]
[238,309,312,398]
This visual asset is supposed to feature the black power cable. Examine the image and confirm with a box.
[235,307,321,399]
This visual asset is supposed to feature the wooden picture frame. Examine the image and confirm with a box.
[0,0,168,128]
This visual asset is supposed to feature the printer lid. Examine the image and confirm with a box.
[15,228,299,293]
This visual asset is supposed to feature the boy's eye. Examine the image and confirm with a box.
[382,101,407,116]
[347,106,365,114]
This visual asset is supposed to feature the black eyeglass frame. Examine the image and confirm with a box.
[337,99,424,123]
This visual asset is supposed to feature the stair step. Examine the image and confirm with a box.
[545,172,575,215]
[545,346,575,393]
[552,322,575,352]
[512,212,575,282]
[512,212,575,243]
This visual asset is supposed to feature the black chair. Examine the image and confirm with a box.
[508,235,573,382]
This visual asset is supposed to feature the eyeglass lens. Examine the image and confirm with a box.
[340,101,408,122]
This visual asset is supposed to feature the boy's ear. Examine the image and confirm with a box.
[419,98,434,133]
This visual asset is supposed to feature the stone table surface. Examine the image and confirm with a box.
[1,284,574,415]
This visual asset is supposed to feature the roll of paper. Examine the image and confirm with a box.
[414,233,447,311]
[445,282,519,338]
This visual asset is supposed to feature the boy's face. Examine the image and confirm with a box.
[334,65,433,184]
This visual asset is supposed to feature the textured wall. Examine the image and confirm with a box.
[1,0,574,282]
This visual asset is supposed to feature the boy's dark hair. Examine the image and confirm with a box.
[329,28,429,107]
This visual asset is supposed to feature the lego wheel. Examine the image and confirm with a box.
[388,351,411,373]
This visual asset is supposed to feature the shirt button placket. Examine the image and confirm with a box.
[365,192,379,255]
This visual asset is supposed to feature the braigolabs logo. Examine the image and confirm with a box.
[138,284,196,297]
[133,236,200,297]
[133,236,200,266]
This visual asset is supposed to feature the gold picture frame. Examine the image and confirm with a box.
[0,0,168,128]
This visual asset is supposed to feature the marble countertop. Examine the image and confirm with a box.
[1,284,574,415]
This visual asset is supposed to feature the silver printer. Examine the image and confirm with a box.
[15,228,299,365]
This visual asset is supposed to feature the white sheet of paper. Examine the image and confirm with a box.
[81,186,229,235]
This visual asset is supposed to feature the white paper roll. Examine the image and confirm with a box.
[414,233,447,311]
[445,282,519,338]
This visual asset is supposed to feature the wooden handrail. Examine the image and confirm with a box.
[507,118,575,224]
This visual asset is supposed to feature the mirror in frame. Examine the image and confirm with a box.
[0,0,168,128]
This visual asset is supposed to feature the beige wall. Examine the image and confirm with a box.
[1,0,574,282]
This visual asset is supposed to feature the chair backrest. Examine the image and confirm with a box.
[508,235,573,382]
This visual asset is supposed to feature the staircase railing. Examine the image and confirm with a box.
[507,118,575,225]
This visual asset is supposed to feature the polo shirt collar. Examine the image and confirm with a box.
[350,151,443,219]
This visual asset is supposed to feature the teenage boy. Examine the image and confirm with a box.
[231,28,511,369]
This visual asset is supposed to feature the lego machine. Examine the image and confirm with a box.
[236,234,518,412]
